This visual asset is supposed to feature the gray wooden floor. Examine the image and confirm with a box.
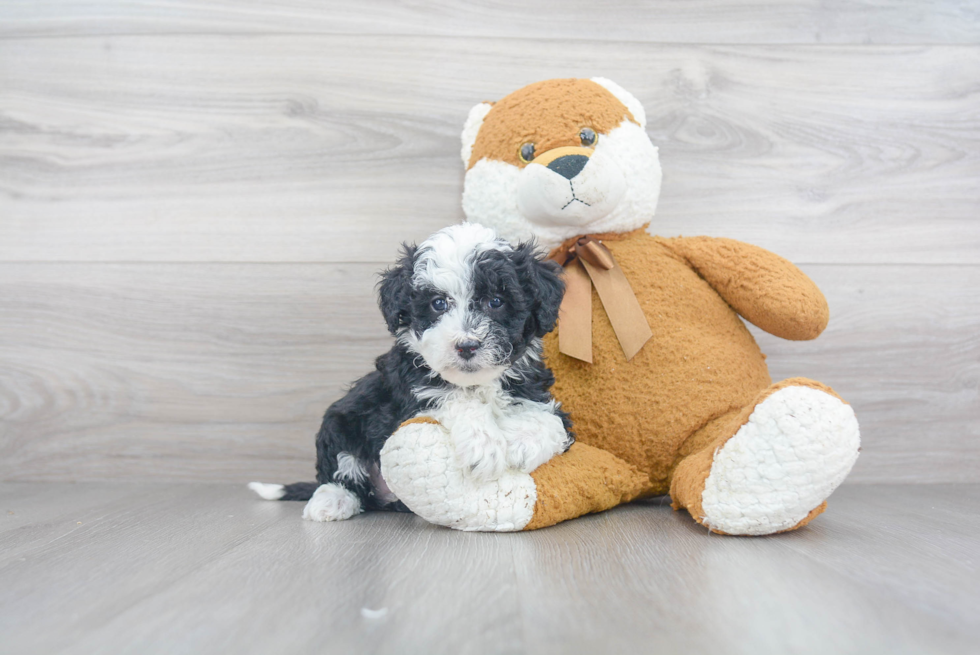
[1,483,977,655]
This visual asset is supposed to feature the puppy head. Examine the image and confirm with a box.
[461,78,662,250]
[378,223,563,388]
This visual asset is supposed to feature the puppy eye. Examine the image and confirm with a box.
[487,297,504,310]
[519,143,535,163]
[431,297,448,312]
[579,127,597,147]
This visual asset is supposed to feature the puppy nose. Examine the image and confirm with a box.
[455,339,481,360]
[547,154,589,180]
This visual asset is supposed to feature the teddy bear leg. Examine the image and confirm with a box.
[380,418,650,532]
[522,441,652,530]
[669,378,860,536]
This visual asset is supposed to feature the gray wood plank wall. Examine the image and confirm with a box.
[1,2,978,483]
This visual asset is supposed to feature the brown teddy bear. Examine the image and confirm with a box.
[379,78,860,535]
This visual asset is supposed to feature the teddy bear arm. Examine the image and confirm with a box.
[662,236,829,341]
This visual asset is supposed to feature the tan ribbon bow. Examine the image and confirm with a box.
[549,235,653,363]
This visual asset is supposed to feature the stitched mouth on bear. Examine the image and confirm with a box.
[516,147,627,227]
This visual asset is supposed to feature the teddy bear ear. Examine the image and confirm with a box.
[590,77,646,129]
[460,101,494,167]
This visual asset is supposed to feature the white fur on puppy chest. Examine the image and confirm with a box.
[700,386,861,536]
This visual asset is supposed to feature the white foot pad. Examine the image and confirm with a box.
[380,422,537,532]
[701,386,860,535]
[302,483,362,522]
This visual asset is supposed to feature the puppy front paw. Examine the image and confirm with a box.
[506,433,550,473]
[452,423,508,482]
[503,411,570,473]
[302,483,362,522]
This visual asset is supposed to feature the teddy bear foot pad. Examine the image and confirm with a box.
[699,385,860,536]
[380,421,538,532]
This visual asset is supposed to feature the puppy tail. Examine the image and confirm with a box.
[247,481,320,501]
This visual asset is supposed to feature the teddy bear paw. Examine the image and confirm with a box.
[379,420,537,532]
[700,385,860,535]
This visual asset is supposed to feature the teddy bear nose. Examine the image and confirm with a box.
[547,154,589,180]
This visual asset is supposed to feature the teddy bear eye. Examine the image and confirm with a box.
[519,143,536,163]
[579,127,597,147]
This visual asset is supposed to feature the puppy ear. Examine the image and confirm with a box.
[514,242,565,338]
[377,244,417,335]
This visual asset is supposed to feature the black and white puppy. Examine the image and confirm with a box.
[249,223,573,522]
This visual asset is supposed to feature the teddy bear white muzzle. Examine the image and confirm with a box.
[516,148,627,228]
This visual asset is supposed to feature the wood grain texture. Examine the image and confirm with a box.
[1,4,978,487]
[1,483,977,654]
[777,484,980,628]
[0,262,976,483]
[0,263,393,483]
[0,484,293,653]
[2,0,979,43]
[754,264,980,484]
[2,38,978,264]
[512,486,980,655]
